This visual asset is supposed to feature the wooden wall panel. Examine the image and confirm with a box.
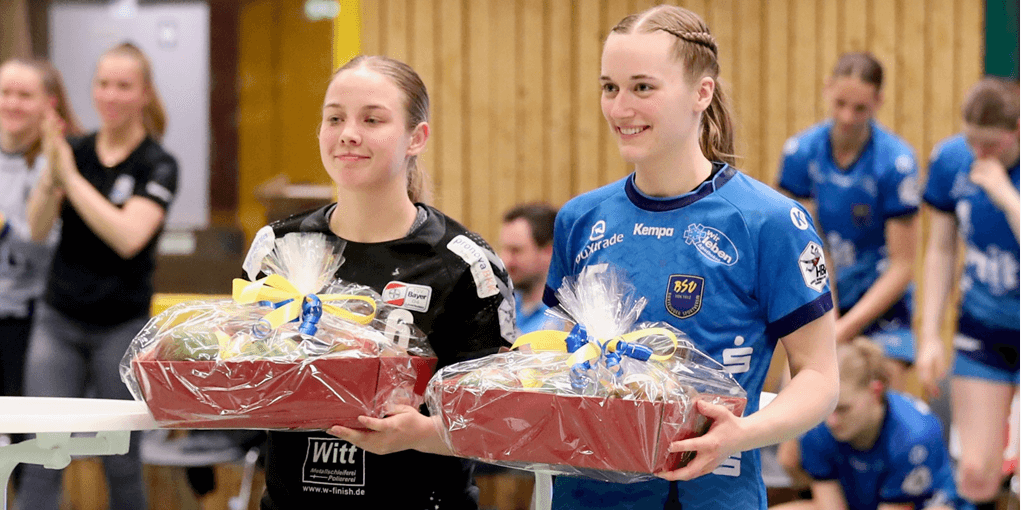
[519,0,548,199]
[237,0,334,241]
[238,0,985,254]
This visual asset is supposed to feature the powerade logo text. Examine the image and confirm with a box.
[683,224,739,266]
[575,233,624,264]
[576,220,624,264]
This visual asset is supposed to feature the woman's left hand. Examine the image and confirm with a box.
[657,399,745,481]
[326,405,439,456]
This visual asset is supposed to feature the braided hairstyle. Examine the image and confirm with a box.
[610,5,735,166]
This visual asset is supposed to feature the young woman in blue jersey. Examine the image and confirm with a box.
[258,55,517,510]
[19,43,177,510]
[917,77,1020,510]
[771,339,967,510]
[540,5,839,509]
[778,53,920,391]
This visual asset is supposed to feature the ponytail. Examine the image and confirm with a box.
[406,156,432,204]
[701,80,736,166]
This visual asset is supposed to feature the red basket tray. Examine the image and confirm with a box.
[133,354,436,430]
[437,380,746,475]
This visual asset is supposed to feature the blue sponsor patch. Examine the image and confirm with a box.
[666,274,704,319]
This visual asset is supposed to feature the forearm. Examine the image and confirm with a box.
[25,182,63,243]
[918,245,957,341]
[990,187,1021,241]
[742,363,838,449]
[838,259,913,336]
[413,415,455,456]
[62,172,156,258]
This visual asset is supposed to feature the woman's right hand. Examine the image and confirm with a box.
[916,333,948,399]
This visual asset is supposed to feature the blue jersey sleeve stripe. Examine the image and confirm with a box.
[885,208,920,220]
[542,285,560,308]
[921,195,956,213]
[777,182,811,199]
[766,293,834,339]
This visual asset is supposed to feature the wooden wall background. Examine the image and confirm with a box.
[237,0,985,247]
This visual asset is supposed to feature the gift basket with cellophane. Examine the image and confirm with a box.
[120,232,437,430]
[424,266,747,483]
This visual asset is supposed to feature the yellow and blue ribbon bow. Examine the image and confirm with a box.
[232,274,378,337]
[511,324,678,390]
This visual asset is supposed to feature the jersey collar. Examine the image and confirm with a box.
[625,162,736,212]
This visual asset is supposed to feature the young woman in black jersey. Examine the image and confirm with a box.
[253,55,516,510]
[19,42,177,510]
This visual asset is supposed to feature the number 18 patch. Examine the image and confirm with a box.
[666,274,704,319]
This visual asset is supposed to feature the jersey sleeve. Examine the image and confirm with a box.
[800,424,839,481]
[777,135,815,199]
[430,238,516,368]
[758,202,834,339]
[880,151,921,219]
[135,152,178,210]
[922,140,961,213]
[543,207,578,307]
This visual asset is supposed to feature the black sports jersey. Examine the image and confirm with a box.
[258,203,516,510]
[46,133,177,325]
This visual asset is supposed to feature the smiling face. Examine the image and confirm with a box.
[92,54,149,132]
[826,76,881,142]
[318,66,427,195]
[0,62,48,147]
[600,31,709,167]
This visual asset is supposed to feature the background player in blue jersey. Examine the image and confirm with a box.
[917,77,1020,510]
[778,53,920,391]
[771,338,967,510]
[542,5,839,509]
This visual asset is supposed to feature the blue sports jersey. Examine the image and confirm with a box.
[778,120,919,320]
[515,291,558,334]
[800,392,964,510]
[923,134,1020,371]
[544,164,833,510]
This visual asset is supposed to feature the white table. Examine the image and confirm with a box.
[0,397,157,510]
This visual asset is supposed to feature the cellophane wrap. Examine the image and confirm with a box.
[121,232,437,430]
[424,266,747,483]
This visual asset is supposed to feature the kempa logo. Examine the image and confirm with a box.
[633,223,674,238]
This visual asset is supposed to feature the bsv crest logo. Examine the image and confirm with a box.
[683,224,739,266]
[665,275,704,319]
